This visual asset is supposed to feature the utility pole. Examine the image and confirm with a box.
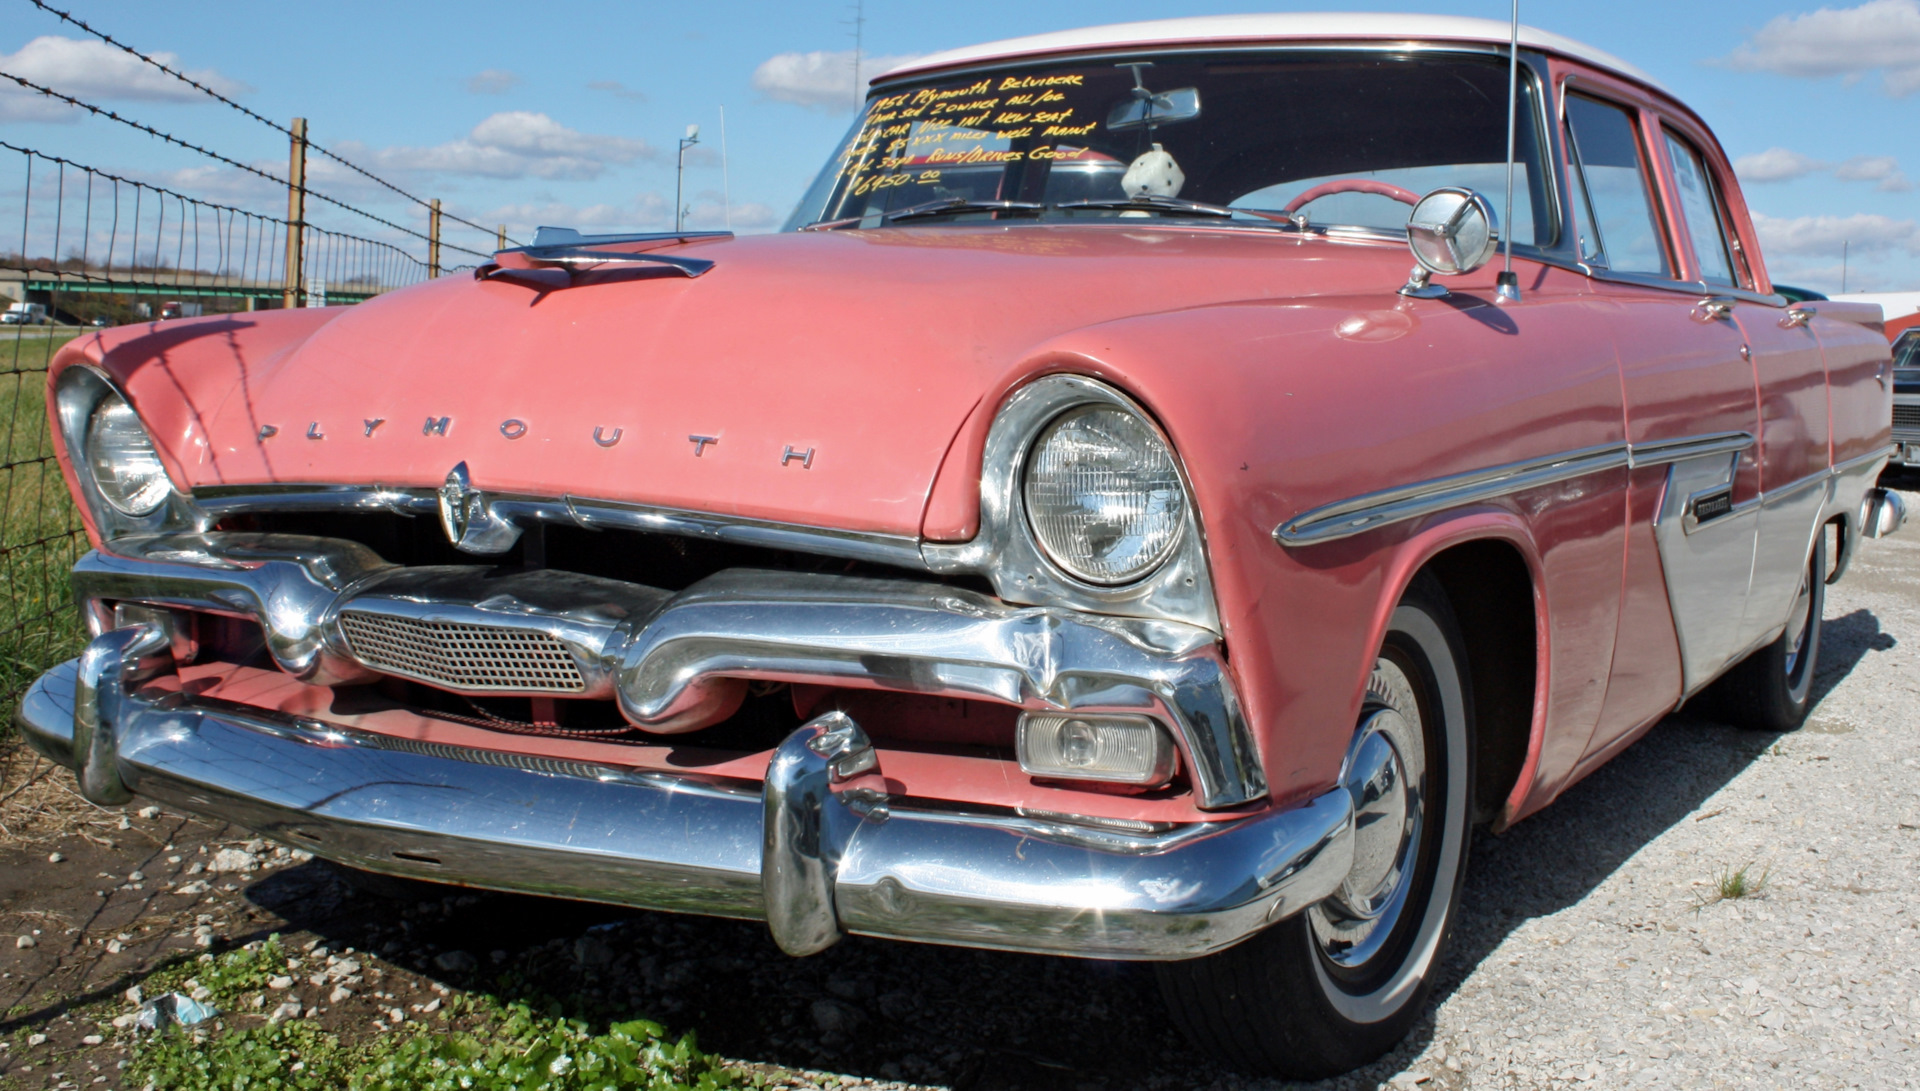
[848,0,865,109]
[282,117,307,309]
[720,105,731,231]
[428,199,442,278]
[675,125,700,232]
[1842,239,1849,293]
[497,224,507,251]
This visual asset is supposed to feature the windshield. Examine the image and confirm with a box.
[784,49,1551,242]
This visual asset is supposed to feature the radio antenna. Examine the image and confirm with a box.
[1496,0,1522,303]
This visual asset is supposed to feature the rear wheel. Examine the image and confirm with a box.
[1707,530,1825,732]
[1156,574,1473,1079]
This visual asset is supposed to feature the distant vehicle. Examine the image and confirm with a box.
[91,316,112,328]
[159,301,202,320]
[1836,293,1920,466]
[1894,329,1920,466]
[1,302,49,325]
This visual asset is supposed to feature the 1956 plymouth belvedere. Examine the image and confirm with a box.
[17,13,1906,1077]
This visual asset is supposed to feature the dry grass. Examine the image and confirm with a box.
[0,736,111,847]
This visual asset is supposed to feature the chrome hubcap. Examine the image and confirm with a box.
[1310,657,1425,968]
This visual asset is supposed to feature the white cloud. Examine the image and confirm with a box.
[1834,154,1915,191]
[1751,211,1920,256]
[1733,146,1913,192]
[751,50,925,110]
[588,79,647,102]
[1734,147,1828,183]
[374,112,654,180]
[0,35,250,122]
[466,69,522,95]
[1723,0,1920,95]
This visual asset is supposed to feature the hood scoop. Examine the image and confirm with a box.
[477,226,731,283]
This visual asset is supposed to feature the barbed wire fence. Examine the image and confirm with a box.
[0,1,513,727]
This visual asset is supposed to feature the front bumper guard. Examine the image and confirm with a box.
[17,628,1353,960]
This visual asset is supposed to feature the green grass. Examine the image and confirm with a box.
[1715,862,1770,902]
[129,942,746,1091]
[0,325,90,742]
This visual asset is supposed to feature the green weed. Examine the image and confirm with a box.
[1716,862,1770,901]
[130,1002,741,1091]
[1695,862,1772,912]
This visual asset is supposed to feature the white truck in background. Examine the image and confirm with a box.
[1,302,49,325]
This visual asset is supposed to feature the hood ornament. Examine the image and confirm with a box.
[438,461,523,555]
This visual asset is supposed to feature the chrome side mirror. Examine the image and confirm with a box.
[1399,187,1499,299]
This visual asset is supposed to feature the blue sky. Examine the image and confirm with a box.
[2,0,1916,292]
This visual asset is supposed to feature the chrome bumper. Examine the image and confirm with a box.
[73,534,1265,809]
[15,633,1352,960]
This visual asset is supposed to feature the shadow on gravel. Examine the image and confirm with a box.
[215,609,1893,1091]
[1430,600,1891,1017]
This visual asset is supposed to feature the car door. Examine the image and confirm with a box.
[1563,91,1763,759]
[1659,127,1833,654]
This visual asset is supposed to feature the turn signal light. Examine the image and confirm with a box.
[1017,714,1176,786]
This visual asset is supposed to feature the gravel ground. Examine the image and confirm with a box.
[4,483,1920,1090]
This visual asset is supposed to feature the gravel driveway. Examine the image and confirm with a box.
[4,485,1919,1090]
[1392,483,1920,1091]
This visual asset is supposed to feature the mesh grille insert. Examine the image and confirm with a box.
[1895,405,1920,431]
[339,611,585,693]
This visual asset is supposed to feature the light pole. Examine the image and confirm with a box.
[675,124,700,232]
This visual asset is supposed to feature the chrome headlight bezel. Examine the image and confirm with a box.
[54,366,196,540]
[922,375,1219,632]
[1022,403,1187,585]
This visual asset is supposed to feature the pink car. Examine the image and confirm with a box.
[19,14,1902,1077]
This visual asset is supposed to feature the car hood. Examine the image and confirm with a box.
[98,226,1413,538]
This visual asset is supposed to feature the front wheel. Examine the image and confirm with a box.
[1156,573,1474,1079]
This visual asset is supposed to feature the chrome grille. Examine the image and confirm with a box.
[339,611,586,693]
[1895,405,1920,433]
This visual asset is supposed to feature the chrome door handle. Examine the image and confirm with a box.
[1780,307,1814,329]
[1694,296,1735,321]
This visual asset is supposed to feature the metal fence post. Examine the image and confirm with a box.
[283,117,307,308]
[428,199,442,278]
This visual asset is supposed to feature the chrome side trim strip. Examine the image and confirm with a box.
[1274,442,1632,547]
[1275,432,1758,547]
[187,484,928,572]
[1627,431,1756,468]
[18,649,1351,961]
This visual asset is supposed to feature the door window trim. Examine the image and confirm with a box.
[1555,74,1786,306]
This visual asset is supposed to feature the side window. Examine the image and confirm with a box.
[1896,330,1920,371]
[1663,130,1739,288]
[1564,93,1669,277]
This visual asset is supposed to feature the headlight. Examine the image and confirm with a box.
[85,392,172,516]
[1022,405,1185,584]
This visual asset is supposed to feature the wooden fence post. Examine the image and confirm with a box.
[282,118,307,308]
[497,224,507,251]
[428,199,442,278]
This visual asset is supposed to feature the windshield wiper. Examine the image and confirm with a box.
[1053,195,1238,219]
[884,198,1045,223]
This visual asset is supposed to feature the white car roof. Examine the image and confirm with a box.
[880,13,1665,94]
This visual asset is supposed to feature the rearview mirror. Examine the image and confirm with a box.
[1106,87,1201,131]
